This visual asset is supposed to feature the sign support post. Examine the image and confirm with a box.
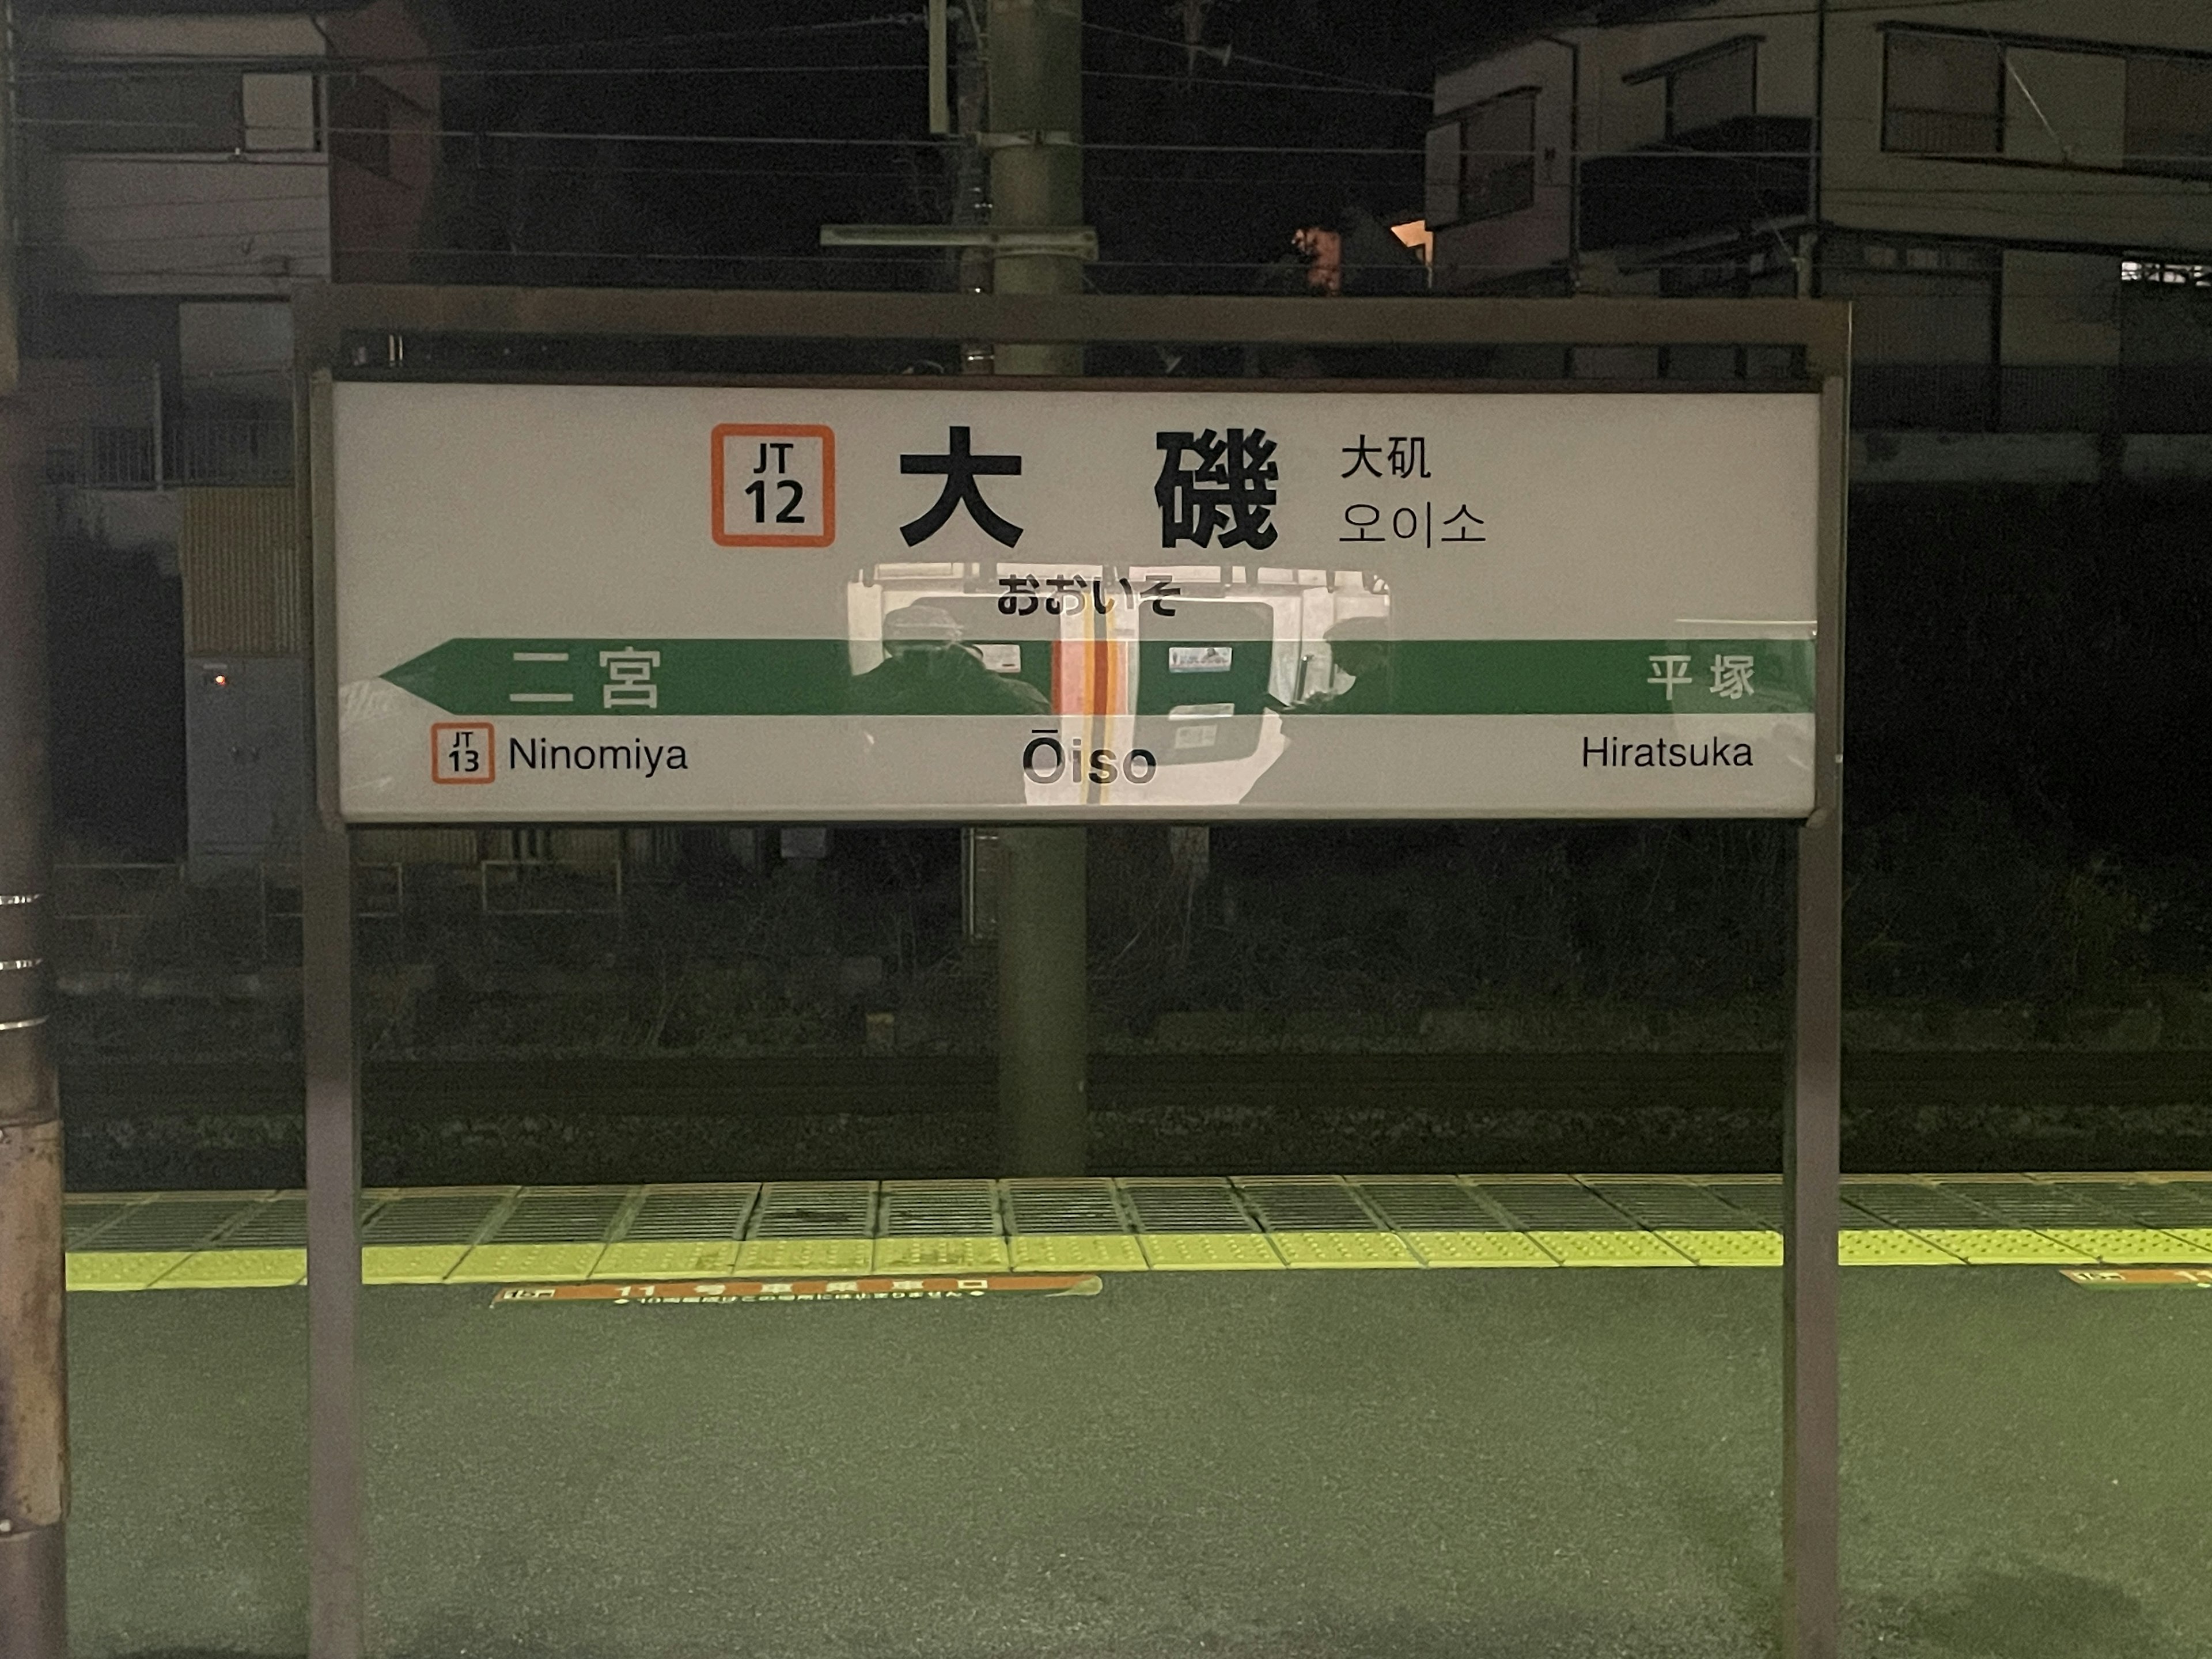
[1783,370,1849,1659]
[302,371,363,1659]
[295,286,1846,1659]
[987,0,1090,1175]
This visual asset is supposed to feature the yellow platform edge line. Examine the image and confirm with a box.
[63,1172,2212,1291]
[77,1228,2212,1286]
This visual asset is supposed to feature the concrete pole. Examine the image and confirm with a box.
[986,0,1082,378]
[0,395,69,1659]
[988,0,1088,1174]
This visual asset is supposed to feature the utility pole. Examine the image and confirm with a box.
[987,0,1087,1174]
[819,1,1092,1173]
[0,25,68,1641]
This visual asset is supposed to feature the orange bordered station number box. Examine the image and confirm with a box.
[711,423,835,547]
[431,721,495,784]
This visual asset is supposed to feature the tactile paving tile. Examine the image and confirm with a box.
[157,1196,310,1288]
[1700,1180,1786,1228]
[1463,1178,1692,1266]
[84,1192,268,1250]
[880,1180,1002,1235]
[618,1184,760,1240]
[1234,1177,1384,1233]
[1837,1228,1964,1266]
[1400,1230,1556,1267]
[2137,1182,2212,1255]
[1534,1230,1697,1267]
[1236,1179,1412,1264]
[1581,1177,1759,1231]
[1119,1177,1261,1232]
[1468,1177,1641,1232]
[1846,1179,2090,1263]
[734,1237,875,1273]
[1267,1230,1421,1268]
[2029,1180,2212,1259]
[1002,1179,1143,1271]
[450,1187,628,1283]
[362,1188,515,1283]
[1355,1176,1548,1265]
[1705,1180,1964,1264]
[2037,1179,2201,1223]
[1589,1177,1785,1262]
[63,1197,146,1249]
[1840,1179,1993,1229]
[1931,1178,2125,1229]
[1658,1229,1785,1267]
[1138,1231,1285,1270]
[870,1182,1005,1270]
[1123,1180,1280,1268]
[594,1240,741,1279]
[749,1182,879,1237]
[873,1234,1012,1271]
[486,1187,632,1242]
[67,1192,272,1291]
[1922,1181,2180,1262]
[1351,1177,1510,1232]
[157,1249,308,1289]
[1004,1179,1130,1234]
[594,1184,757,1279]
[1010,1233,1149,1272]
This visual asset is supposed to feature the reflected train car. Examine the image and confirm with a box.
[847,561,1389,808]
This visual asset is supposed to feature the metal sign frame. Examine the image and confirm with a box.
[293,286,1847,1659]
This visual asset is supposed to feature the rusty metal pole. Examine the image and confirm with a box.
[0,392,68,1658]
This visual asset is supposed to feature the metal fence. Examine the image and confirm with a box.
[43,418,294,488]
[169,419,293,484]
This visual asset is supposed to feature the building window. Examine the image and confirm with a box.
[329,74,393,176]
[28,67,241,153]
[1883,32,2002,154]
[2124,56,2212,176]
[1665,41,1756,139]
[1460,88,1536,221]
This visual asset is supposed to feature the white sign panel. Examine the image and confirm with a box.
[329,382,1821,821]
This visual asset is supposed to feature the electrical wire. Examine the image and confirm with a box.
[30,121,2212,171]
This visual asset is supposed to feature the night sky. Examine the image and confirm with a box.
[423,0,1570,291]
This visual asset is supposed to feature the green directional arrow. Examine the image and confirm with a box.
[380,638,1814,718]
[383,638,861,717]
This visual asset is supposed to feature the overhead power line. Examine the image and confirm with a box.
[28,118,2212,171]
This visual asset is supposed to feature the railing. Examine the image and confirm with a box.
[43,418,294,488]
[480,858,626,916]
[169,418,293,483]
[44,425,157,488]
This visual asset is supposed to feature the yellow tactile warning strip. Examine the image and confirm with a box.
[59,1173,2212,1290]
[1004,1179,1150,1272]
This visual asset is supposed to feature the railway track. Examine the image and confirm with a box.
[63,1050,2212,1120]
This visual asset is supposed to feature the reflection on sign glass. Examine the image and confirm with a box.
[1168,646,1234,673]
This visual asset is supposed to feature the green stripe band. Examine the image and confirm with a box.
[382,638,1813,718]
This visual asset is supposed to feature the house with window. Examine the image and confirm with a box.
[1427,0,2212,440]
[22,0,442,873]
